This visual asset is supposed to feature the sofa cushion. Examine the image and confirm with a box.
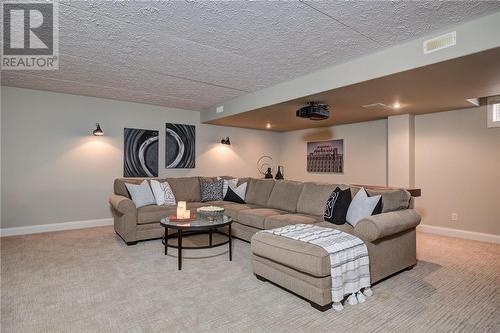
[297,183,345,216]
[251,230,332,277]
[137,205,176,225]
[150,180,176,205]
[237,208,286,229]
[109,194,136,215]
[351,209,421,242]
[266,180,305,213]
[346,188,381,227]
[125,181,156,208]
[186,202,206,210]
[323,187,352,225]
[217,176,238,197]
[314,221,354,236]
[200,178,224,202]
[224,203,259,220]
[366,188,411,213]
[264,214,321,230]
[224,182,247,204]
[165,177,201,202]
[114,178,162,198]
[245,179,276,206]
[205,200,236,207]
[237,177,249,186]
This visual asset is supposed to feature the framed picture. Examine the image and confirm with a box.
[165,123,195,168]
[307,139,344,173]
[124,128,159,177]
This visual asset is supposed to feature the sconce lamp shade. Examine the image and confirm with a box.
[220,136,231,145]
[93,123,104,136]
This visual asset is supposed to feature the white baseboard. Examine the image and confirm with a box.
[0,218,113,237]
[417,224,500,244]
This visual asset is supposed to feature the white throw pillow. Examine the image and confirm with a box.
[228,182,247,200]
[150,180,176,206]
[217,177,239,197]
[125,180,156,208]
[346,188,381,227]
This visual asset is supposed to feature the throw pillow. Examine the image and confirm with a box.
[324,187,352,225]
[366,188,411,213]
[346,188,382,227]
[371,196,383,215]
[125,180,156,208]
[150,180,176,206]
[217,176,239,197]
[224,182,247,204]
[200,178,224,202]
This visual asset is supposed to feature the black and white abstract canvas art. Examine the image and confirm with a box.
[165,123,195,169]
[124,128,159,177]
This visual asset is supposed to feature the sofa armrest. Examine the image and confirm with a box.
[109,194,136,215]
[354,209,421,242]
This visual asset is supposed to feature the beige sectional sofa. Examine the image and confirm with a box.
[110,176,421,310]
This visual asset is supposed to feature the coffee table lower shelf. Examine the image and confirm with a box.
[161,225,232,270]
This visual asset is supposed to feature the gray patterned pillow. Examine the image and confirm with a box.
[200,179,223,202]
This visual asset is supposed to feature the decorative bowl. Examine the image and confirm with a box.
[196,206,225,221]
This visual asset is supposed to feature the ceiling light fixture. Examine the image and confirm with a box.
[220,136,231,145]
[266,123,271,129]
[93,123,104,136]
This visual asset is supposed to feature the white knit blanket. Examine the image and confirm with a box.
[263,224,371,309]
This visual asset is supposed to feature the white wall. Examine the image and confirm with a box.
[277,108,499,237]
[2,87,499,238]
[415,107,500,236]
[1,87,280,229]
[387,114,415,188]
[277,119,388,185]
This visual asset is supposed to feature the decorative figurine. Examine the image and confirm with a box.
[275,166,284,180]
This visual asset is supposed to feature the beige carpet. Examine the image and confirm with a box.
[1,227,499,333]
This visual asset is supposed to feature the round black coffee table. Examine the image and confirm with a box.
[160,214,232,270]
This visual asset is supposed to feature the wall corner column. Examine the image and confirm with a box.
[387,114,415,188]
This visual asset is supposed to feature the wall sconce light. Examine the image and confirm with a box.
[93,123,104,136]
[220,136,231,145]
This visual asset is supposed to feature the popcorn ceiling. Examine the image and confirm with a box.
[2,1,498,111]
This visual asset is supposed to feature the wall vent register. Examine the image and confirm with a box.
[423,31,456,54]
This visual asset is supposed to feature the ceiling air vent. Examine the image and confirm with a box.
[362,103,391,110]
[423,31,456,54]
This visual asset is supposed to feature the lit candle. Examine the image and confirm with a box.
[183,210,191,219]
[178,201,186,210]
[177,206,185,219]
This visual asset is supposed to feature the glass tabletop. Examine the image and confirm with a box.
[160,213,232,229]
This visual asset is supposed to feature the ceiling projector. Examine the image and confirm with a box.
[296,102,330,120]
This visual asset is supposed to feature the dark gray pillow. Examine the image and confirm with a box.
[200,179,223,202]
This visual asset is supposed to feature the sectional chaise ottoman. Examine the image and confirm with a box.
[110,176,421,310]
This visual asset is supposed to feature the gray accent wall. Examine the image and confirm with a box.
[276,107,500,236]
[1,87,281,228]
[414,107,500,236]
[276,119,388,186]
[2,87,499,237]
